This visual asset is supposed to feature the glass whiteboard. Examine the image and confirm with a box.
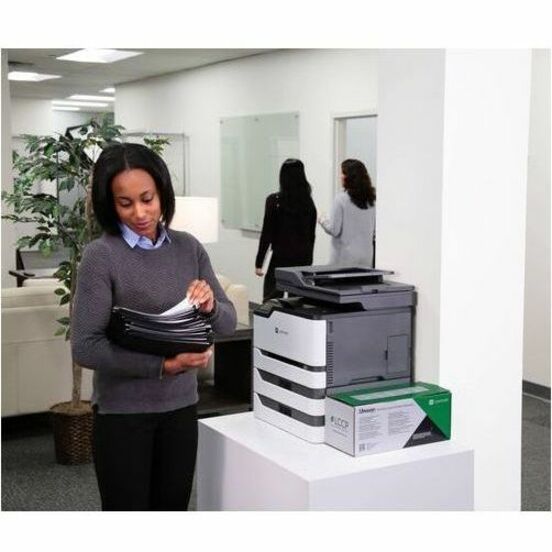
[220,112,299,231]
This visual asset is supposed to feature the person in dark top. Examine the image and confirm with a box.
[255,158,317,301]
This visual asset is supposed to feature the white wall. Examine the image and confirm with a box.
[438,50,531,510]
[11,98,100,135]
[523,49,551,389]
[11,97,54,136]
[52,110,103,133]
[377,49,532,511]
[115,49,379,303]
[376,50,446,386]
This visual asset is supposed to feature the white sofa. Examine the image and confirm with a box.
[1,274,248,416]
[214,273,249,326]
[1,285,93,417]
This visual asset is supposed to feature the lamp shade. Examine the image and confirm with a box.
[171,196,219,244]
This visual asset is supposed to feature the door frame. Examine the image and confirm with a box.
[331,110,377,195]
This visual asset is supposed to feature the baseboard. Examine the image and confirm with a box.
[523,380,551,401]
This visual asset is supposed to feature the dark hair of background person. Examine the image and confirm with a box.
[278,158,315,214]
[92,142,175,235]
[341,158,376,209]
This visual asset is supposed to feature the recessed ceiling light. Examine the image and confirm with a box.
[52,100,109,108]
[57,49,142,64]
[53,106,81,112]
[101,87,116,94]
[69,94,115,102]
[8,71,61,82]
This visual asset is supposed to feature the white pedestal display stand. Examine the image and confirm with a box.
[197,412,474,511]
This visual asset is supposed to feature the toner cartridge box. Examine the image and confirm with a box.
[325,382,451,456]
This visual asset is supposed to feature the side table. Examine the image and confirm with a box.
[198,412,474,511]
[213,322,253,402]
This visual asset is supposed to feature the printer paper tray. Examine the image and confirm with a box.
[254,348,326,389]
[253,368,326,416]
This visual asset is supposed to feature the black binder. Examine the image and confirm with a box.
[107,305,214,357]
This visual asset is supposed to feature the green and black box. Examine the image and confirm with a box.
[325,381,451,456]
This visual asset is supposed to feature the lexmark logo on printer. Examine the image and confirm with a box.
[274,327,289,336]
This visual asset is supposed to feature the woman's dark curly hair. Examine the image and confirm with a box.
[341,158,376,209]
[91,142,175,234]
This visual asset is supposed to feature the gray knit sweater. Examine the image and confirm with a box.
[71,230,237,414]
[319,191,376,267]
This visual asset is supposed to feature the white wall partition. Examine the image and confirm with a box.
[376,49,446,386]
[115,49,379,303]
[439,51,531,510]
[377,49,532,510]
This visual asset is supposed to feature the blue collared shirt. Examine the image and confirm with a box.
[119,223,172,250]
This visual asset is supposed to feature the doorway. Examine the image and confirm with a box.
[333,113,378,265]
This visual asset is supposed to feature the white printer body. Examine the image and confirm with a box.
[253,266,416,442]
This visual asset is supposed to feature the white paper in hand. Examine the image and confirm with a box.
[161,296,195,316]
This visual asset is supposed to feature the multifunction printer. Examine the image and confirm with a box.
[253,266,417,442]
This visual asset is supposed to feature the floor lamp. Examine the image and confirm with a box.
[170,196,219,244]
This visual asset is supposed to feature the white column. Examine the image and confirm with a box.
[377,49,446,384]
[439,50,531,510]
[377,49,532,510]
[1,51,15,288]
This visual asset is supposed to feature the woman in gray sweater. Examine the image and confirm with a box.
[71,143,236,510]
[318,159,376,267]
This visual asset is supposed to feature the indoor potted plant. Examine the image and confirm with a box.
[2,116,168,464]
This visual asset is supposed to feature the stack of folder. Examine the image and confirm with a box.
[108,302,213,357]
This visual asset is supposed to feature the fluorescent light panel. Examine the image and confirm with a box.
[8,71,61,82]
[101,87,115,94]
[57,49,142,63]
[69,94,115,102]
[52,100,109,108]
[53,106,80,112]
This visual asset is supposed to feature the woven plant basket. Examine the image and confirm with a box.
[50,401,93,465]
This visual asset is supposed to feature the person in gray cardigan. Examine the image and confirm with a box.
[72,143,236,511]
[318,159,376,267]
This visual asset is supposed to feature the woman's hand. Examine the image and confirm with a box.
[255,268,263,277]
[163,347,213,376]
[187,279,215,314]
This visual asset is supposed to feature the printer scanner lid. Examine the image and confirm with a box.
[275,265,415,306]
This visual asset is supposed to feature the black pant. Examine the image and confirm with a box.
[92,403,197,511]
